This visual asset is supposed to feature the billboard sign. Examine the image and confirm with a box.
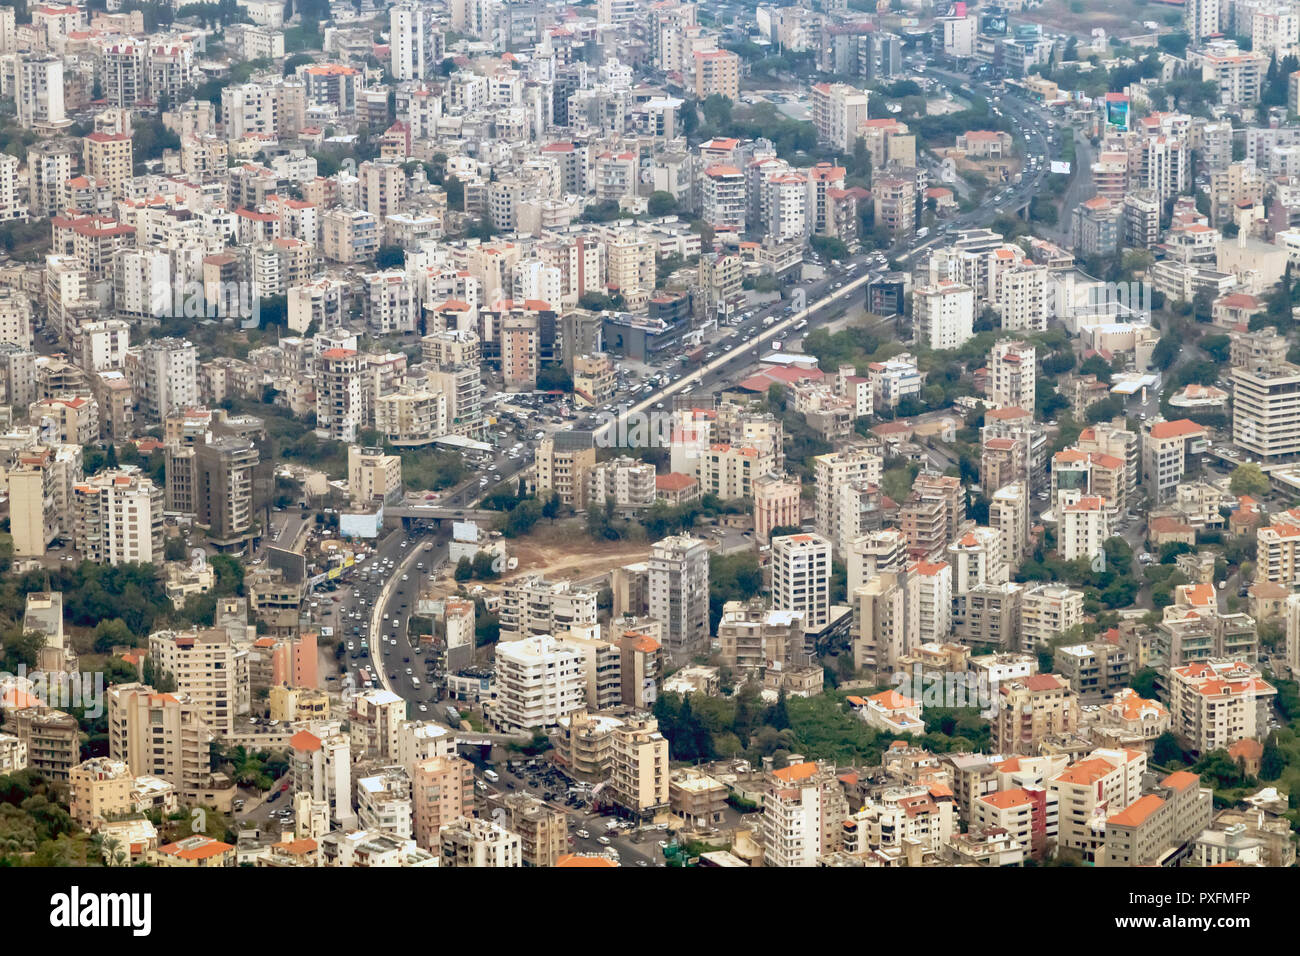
[1105,93,1130,130]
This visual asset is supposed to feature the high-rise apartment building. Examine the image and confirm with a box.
[648,534,710,659]
[771,533,832,632]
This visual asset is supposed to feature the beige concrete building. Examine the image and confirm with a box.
[754,472,800,544]
[1101,771,1213,867]
[609,716,670,819]
[536,433,596,509]
[348,445,403,506]
[147,629,240,736]
[410,754,473,851]
[694,49,739,101]
[991,674,1079,754]
[1168,659,1276,754]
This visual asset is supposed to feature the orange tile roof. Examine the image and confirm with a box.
[555,853,618,867]
[1107,794,1164,828]
[290,730,321,751]
[867,689,917,710]
[980,788,1037,810]
[771,761,818,783]
[1161,771,1200,791]
[1149,419,1205,439]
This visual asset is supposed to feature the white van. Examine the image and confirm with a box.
[484,769,499,783]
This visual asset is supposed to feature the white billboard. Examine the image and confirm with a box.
[1050,161,1071,174]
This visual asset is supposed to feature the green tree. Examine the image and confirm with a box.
[1230,462,1270,498]
[1129,667,1160,699]
[1153,731,1184,767]
[647,191,677,216]
[375,245,405,269]
[471,550,498,579]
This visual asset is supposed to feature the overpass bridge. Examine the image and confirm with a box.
[384,505,498,527]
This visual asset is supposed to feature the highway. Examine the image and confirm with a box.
[589,76,1065,445]
[318,59,1085,726]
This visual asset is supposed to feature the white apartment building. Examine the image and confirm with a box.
[16,54,67,130]
[761,762,829,867]
[811,82,869,152]
[316,347,363,442]
[72,470,164,566]
[125,337,199,421]
[357,768,413,840]
[1059,491,1111,563]
[1168,659,1276,754]
[764,173,808,241]
[499,574,600,642]
[1020,584,1085,651]
[702,164,745,232]
[375,387,446,447]
[441,818,522,867]
[493,636,586,733]
[992,259,1048,333]
[390,2,444,81]
[814,446,883,555]
[947,527,1008,597]
[913,559,953,644]
[1231,362,1300,459]
[771,533,832,631]
[73,319,130,373]
[913,282,975,351]
[989,340,1036,413]
[362,270,420,336]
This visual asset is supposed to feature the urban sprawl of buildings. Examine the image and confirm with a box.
[0,0,1298,872]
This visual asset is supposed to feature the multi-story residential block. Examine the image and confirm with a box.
[988,340,1036,413]
[441,817,522,867]
[1168,659,1276,754]
[1059,491,1111,563]
[410,754,473,851]
[913,281,975,351]
[492,635,586,733]
[813,445,883,554]
[693,49,739,101]
[125,338,198,421]
[71,469,163,565]
[754,472,801,544]
[1100,771,1213,867]
[1232,362,1300,459]
[1019,584,1085,651]
[147,629,241,736]
[991,674,1079,754]
[811,82,869,152]
[499,574,600,643]
[771,533,831,632]
[608,716,670,819]
[761,761,849,867]
[648,534,710,659]
[315,347,362,442]
[536,433,596,509]
[1142,418,1208,501]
